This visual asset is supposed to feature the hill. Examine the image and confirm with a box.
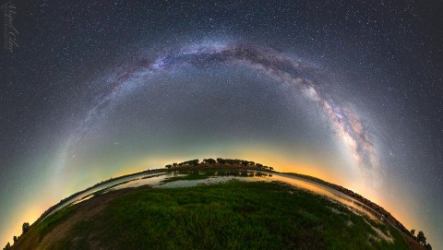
[13,178,412,250]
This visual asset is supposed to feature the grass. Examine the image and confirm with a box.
[16,204,77,248]
[17,181,410,250]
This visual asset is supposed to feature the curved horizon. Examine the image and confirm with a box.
[1,1,442,249]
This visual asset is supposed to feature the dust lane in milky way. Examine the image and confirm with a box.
[61,42,379,182]
[1,1,442,249]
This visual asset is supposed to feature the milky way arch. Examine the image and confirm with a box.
[63,42,379,179]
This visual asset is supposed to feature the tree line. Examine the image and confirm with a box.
[410,229,432,250]
[3,222,29,250]
[165,158,274,171]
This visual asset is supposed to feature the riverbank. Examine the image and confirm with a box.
[14,180,409,250]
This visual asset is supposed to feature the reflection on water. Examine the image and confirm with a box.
[108,170,272,190]
[42,169,381,223]
[270,174,380,221]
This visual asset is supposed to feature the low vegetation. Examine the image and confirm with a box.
[14,180,411,250]
[6,163,432,250]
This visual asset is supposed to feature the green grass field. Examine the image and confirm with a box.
[16,180,410,250]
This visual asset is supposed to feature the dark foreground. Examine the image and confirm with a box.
[15,181,410,250]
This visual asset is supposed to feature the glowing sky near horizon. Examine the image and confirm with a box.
[1,0,442,249]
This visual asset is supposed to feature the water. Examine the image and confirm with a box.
[41,169,381,222]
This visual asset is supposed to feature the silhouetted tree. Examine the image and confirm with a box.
[410,229,415,237]
[225,159,234,165]
[3,242,10,250]
[269,167,274,171]
[425,243,432,250]
[417,231,426,245]
[203,158,216,164]
[180,159,199,166]
[217,158,225,164]
[22,222,30,234]
[165,164,173,169]
[13,236,17,243]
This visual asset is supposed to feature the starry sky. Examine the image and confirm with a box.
[1,0,443,248]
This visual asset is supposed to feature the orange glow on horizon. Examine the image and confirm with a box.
[4,199,55,246]
[3,156,419,248]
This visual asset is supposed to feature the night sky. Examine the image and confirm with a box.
[1,0,443,248]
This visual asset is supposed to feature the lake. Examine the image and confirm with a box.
[42,169,381,222]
